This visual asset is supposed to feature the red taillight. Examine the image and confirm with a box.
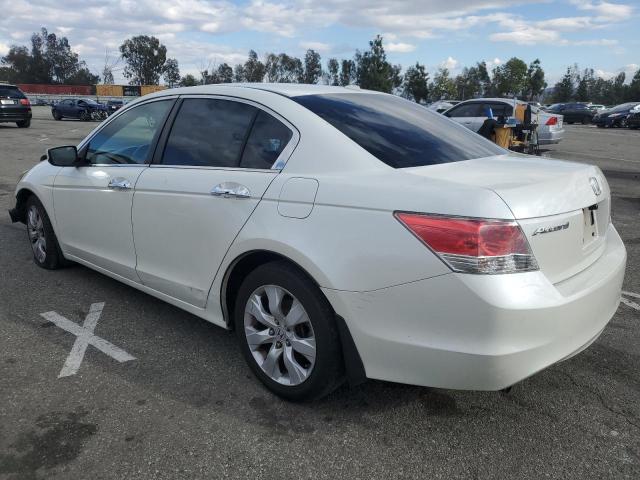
[545,116,557,126]
[394,213,538,274]
[20,98,30,106]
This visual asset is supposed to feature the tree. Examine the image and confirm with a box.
[264,53,303,83]
[553,65,578,102]
[525,59,546,100]
[240,50,265,82]
[301,49,322,84]
[119,35,167,85]
[402,62,429,103]
[214,63,233,83]
[627,69,640,102]
[339,59,356,86]
[180,74,198,87]
[355,35,402,93]
[430,68,456,100]
[327,58,339,85]
[163,58,180,87]
[491,57,528,97]
[1,28,99,84]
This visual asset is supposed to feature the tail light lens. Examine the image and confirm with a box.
[394,213,538,274]
[20,98,30,106]
[545,116,558,126]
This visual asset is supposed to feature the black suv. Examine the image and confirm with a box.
[0,84,32,128]
[546,103,594,124]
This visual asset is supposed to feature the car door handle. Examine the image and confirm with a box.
[108,178,132,190]
[210,182,251,199]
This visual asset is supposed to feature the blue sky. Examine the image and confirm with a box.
[0,0,637,84]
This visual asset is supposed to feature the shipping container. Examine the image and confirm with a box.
[96,84,124,97]
[141,85,167,96]
[17,84,94,95]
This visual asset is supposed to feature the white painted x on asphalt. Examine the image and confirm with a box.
[40,302,135,378]
[621,291,640,312]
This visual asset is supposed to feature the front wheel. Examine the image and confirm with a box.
[16,119,31,128]
[25,196,68,269]
[235,261,344,401]
[80,110,91,121]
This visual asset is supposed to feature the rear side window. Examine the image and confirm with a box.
[240,111,293,169]
[294,93,504,168]
[162,99,256,167]
[484,102,513,117]
[0,86,25,99]
[445,103,483,117]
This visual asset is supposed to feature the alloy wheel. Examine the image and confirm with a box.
[27,205,46,263]
[244,285,316,386]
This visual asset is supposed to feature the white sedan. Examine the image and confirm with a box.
[10,84,626,401]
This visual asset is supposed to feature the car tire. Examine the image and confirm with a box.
[80,110,91,121]
[16,119,31,128]
[52,111,61,120]
[582,116,590,125]
[234,261,344,401]
[25,196,69,270]
[618,118,627,128]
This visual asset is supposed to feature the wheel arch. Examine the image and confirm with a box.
[220,248,367,386]
[9,187,38,224]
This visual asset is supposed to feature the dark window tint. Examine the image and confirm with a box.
[162,99,257,167]
[445,103,484,117]
[484,102,513,117]
[0,86,25,99]
[240,111,293,169]
[293,93,504,168]
[86,100,172,165]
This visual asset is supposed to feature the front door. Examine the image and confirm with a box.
[445,102,486,133]
[132,97,296,307]
[53,99,175,280]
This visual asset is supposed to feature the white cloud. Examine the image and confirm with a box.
[570,0,634,21]
[440,56,458,70]
[386,42,416,53]
[0,42,8,56]
[299,41,331,53]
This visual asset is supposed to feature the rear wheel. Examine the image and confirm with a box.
[235,261,343,401]
[52,110,61,120]
[16,119,31,128]
[25,196,68,270]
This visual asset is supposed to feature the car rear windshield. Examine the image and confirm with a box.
[293,93,504,168]
[0,86,26,99]
[611,102,639,112]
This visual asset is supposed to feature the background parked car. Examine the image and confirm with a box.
[546,103,594,124]
[106,99,124,115]
[51,98,108,121]
[443,98,564,144]
[587,103,606,113]
[0,83,32,128]
[427,100,457,113]
[592,102,640,128]
[626,108,640,129]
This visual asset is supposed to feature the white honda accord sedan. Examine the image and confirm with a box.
[10,84,626,401]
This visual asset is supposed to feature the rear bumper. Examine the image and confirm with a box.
[0,110,31,122]
[538,128,564,144]
[324,223,626,390]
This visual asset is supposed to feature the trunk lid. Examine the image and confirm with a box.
[405,155,610,283]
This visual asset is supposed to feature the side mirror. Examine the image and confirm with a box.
[47,146,81,167]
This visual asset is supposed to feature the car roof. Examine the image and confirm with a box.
[152,83,381,99]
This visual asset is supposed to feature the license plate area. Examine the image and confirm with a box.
[0,99,17,105]
[582,204,599,246]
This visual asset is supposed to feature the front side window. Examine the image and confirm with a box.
[85,100,172,165]
[162,99,256,167]
[294,93,504,168]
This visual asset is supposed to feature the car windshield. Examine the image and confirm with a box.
[82,99,99,105]
[0,86,26,99]
[293,93,505,168]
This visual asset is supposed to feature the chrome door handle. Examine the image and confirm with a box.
[210,182,251,199]
[108,178,132,190]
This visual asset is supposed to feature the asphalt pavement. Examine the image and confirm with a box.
[1,107,639,479]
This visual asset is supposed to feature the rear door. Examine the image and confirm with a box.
[132,96,298,307]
